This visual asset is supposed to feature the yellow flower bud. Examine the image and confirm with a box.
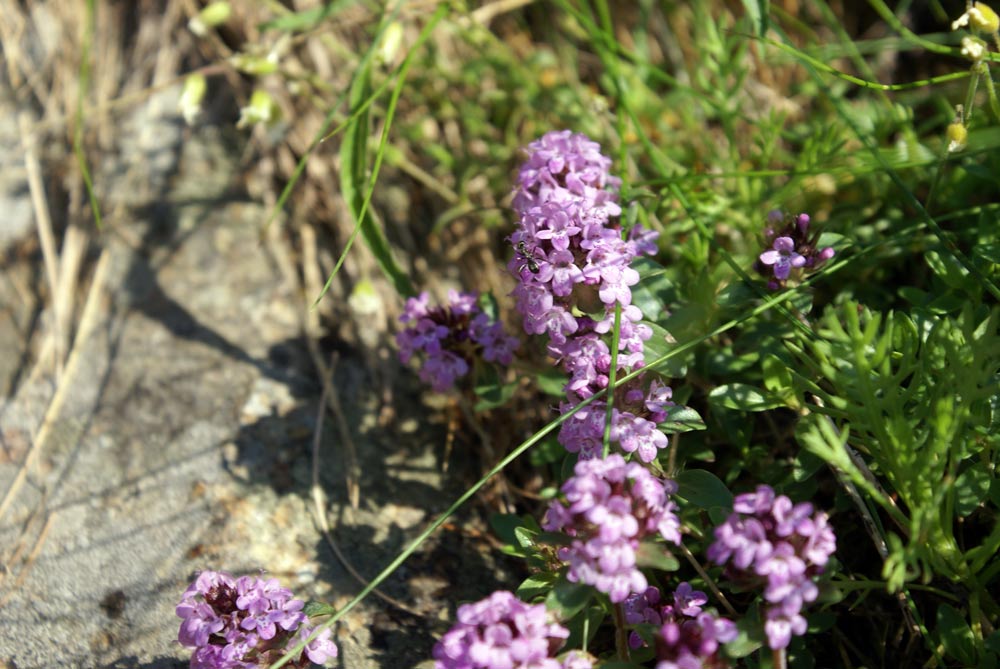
[947,121,968,153]
[970,3,1000,33]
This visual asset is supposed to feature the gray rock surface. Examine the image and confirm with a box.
[0,125,514,669]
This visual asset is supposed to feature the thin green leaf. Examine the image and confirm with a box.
[725,605,765,658]
[741,0,769,37]
[258,0,350,32]
[535,369,569,397]
[474,383,519,411]
[335,22,413,298]
[315,7,450,304]
[75,0,102,230]
[641,321,690,377]
[516,573,557,602]
[303,601,338,617]
[490,513,530,546]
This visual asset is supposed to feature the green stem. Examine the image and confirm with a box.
[613,602,629,661]
[978,61,1000,122]
[831,576,961,601]
[603,303,622,458]
[758,33,971,90]
[970,586,985,654]
[866,0,954,54]
[964,65,982,126]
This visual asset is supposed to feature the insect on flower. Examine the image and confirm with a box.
[514,240,542,274]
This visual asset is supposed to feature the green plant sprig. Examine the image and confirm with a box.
[74,0,103,231]
[791,301,1000,659]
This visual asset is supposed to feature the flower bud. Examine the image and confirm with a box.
[348,278,381,317]
[378,21,404,67]
[947,121,968,152]
[971,3,1000,32]
[189,2,231,36]
[230,53,279,76]
[237,89,279,128]
[178,73,207,125]
[953,3,1000,33]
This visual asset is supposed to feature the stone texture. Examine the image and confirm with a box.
[0,123,514,669]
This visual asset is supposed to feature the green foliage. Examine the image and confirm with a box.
[204,1,1000,667]
[473,364,519,411]
[791,301,999,590]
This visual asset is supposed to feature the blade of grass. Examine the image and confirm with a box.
[259,83,350,238]
[74,0,102,231]
[258,0,351,33]
[755,32,971,91]
[742,0,771,37]
[261,20,418,239]
[313,5,449,305]
[333,8,410,299]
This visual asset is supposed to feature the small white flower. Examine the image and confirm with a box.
[961,35,987,61]
[953,7,980,31]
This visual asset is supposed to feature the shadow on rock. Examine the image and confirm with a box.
[100,657,187,669]
[223,330,527,667]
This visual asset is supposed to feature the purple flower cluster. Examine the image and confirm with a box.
[755,211,835,289]
[176,571,337,668]
[707,485,836,649]
[542,454,681,603]
[432,590,590,669]
[558,378,675,462]
[510,131,673,462]
[397,290,518,392]
[625,583,737,669]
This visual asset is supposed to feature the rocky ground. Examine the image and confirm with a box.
[0,93,516,669]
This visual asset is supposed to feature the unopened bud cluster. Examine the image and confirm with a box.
[755,211,835,290]
[396,290,518,392]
